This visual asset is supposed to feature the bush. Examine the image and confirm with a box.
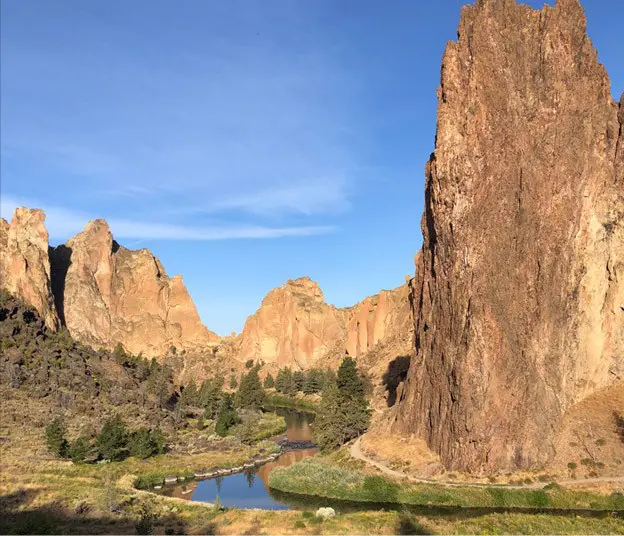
[362,476,399,502]
[45,417,69,458]
[128,427,165,459]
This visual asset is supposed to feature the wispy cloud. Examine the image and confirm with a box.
[0,195,335,242]
[0,1,361,224]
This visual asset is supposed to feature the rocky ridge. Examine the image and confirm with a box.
[1,209,217,358]
[393,0,624,473]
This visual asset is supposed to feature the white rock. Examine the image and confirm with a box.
[315,507,335,520]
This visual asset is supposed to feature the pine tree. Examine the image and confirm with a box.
[128,427,156,459]
[293,370,305,392]
[312,357,370,451]
[229,374,238,389]
[45,417,69,458]
[199,377,224,419]
[263,373,275,389]
[97,415,127,461]
[236,366,265,409]
[68,436,92,463]
[215,394,239,437]
[276,367,296,395]
[303,369,324,394]
[180,379,199,407]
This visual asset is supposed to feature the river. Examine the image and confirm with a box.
[160,405,318,510]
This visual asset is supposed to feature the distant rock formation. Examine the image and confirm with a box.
[393,0,623,472]
[1,208,217,358]
[50,219,218,357]
[0,208,59,330]
[237,276,412,371]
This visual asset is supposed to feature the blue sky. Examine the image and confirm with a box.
[1,0,622,335]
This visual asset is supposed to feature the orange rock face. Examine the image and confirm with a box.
[50,219,218,357]
[0,208,59,330]
[237,276,412,370]
[393,0,623,472]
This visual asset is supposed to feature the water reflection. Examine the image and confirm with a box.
[160,406,318,510]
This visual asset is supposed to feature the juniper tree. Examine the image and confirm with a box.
[97,415,127,461]
[45,417,69,458]
[215,394,239,437]
[263,373,275,389]
[236,366,265,409]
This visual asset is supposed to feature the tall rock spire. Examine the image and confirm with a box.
[394,0,623,472]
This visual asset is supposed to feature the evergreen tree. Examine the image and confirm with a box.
[236,366,265,409]
[293,370,305,392]
[68,436,91,463]
[303,368,324,394]
[215,394,239,437]
[313,357,370,451]
[276,367,296,395]
[199,377,224,419]
[45,417,69,458]
[180,379,199,407]
[263,373,275,389]
[128,428,156,459]
[245,359,254,369]
[229,374,238,389]
[97,415,127,461]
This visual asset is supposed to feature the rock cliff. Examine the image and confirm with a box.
[0,207,217,358]
[393,0,623,472]
[0,208,59,330]
[50,219,218,357]
[237,276,412,372]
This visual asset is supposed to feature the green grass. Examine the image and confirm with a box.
[269,457,624,511]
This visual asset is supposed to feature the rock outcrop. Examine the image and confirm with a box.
[237,276,412,371]
[0,207,217,358]
[50,219,218,357]
[0,208,59,330]
[238,277,345,368]
[394,0,623,472]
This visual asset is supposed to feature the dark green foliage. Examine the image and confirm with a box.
[236,366,265,409]
[313,356,370,451]
[215,394,239,436]
[199,377,224,419]
[128,427,166,459]
[293,370,305,391]
[229,374,238,389]
[45,417,69,458]
[146,359,175,407]
[615,412,624,442]
[68,436,91,463]
[113,342,126,360]
[245,359,254,369]
[96,415,127,461]
[263,373,275,389]
[179,379,199,407]
[276,367,296,396]
[303,369,324,394]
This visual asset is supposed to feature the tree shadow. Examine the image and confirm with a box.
[396,511,434,535]
[0,489,195,535]
[382,355,411,407]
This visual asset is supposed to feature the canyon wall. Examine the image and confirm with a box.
[0,208,59,330]
[1,208,217,357]
[394,0,624,472]
[237,276,412,371]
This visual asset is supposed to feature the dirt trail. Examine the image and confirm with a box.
[350,437,624,490]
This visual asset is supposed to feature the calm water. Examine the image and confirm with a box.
[161,406,318,510]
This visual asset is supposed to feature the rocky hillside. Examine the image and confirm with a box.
[393,0,623,473]
[0,291,180,431]
[1,208,218,358]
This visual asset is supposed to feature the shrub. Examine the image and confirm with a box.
[68,437,92,463]
[567,462,577,470]
[128,427,165,459]
[362,475,399,502]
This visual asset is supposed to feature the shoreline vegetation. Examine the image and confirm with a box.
[264,393,320,413]
[268,455,624,512]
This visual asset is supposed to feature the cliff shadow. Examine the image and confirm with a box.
[382,355,411,407]
[0,488,200,535]
[48,245,72,326]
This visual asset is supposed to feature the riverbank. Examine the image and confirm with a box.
[269,455,624,511]
[265,393,320,413]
